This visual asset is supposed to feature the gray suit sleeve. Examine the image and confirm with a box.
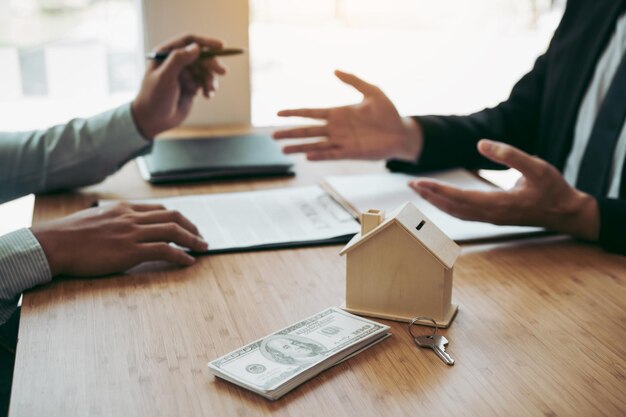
[0,102,151,204]
[0,102,152,324]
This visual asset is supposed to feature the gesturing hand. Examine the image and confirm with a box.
[31,202,208,277]
[132,34,227,138]
[409,139,600,241]
[273,70,423,161]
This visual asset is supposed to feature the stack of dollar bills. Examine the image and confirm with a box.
[208,307,391,400]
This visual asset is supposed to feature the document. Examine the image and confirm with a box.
[117,186,360,253]
[322,168,543,242]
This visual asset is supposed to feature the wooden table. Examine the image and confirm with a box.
[9,128,626,417]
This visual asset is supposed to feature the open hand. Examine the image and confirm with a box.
[31,202,208,277]
[132,34,227,138]
[409,139,600,241]
[273,70,423,161]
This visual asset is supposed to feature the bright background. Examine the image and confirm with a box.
[0,0,564,234]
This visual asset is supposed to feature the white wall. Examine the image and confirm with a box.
[140,0,251,126]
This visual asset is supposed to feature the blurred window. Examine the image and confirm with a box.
[0,0,141,131]
[249,0,565,126]
[0,0,141,233]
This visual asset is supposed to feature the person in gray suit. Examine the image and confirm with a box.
[0,34,226,414]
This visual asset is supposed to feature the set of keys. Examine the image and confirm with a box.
[408,317,455,366]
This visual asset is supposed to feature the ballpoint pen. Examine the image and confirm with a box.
[146,47,244,61]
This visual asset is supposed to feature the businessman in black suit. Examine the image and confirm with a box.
[273,0,626,254]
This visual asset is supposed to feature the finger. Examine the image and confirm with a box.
[307,149,347,161]
[273,125,328,140]
[209,76,218,92]
[196,70,210,97]
[334,70,381,97]
[159,43,202,80]
[130,203,167,212]
[411,180,504,207]
[203,75,217,97]
[136,223,208,252]
[155,34,223,54]
[276,108,330,120]
[191,61,219,97]
[139,243,196,266]
[410,180,507,222]
[208,58,227,75]
[478,139,548,181]
[412,184,482,221]
[179,70,200,96]
[282,141,337,155]
[135,209,201,236]
[186,59,206,85]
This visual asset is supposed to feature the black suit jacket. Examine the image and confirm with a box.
[388,0,626,254]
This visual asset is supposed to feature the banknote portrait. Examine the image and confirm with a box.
[260,335,328,365]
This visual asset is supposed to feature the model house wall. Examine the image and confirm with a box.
[341,203,459,326]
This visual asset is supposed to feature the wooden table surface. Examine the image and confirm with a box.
[9,128,626,417]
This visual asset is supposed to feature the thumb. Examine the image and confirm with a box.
[477,139,546,182]
[159,43,200,79]
[335,70,381,96]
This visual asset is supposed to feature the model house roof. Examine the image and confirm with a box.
[339,202,460,269]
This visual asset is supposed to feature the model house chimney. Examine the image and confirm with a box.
[360,209,385,235]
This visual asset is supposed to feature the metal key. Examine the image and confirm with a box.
[414,334,455,366]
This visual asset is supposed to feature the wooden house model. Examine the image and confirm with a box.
[339,202,461,327]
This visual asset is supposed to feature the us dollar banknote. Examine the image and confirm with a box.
[208,307,390,396]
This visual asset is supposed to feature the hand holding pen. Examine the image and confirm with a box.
[132,34,242,138]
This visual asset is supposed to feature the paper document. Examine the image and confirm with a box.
[111,186,360,253]
[322,168,543,242]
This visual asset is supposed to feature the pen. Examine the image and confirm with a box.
[146,47,244,61]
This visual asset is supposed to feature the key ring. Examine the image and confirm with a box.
[408,316,438,339]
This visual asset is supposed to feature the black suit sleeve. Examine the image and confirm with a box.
[384,0,589,174]
[597,199,626,254]
[386,51,548,174]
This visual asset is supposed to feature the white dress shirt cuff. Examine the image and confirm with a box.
[0,228,52,324]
